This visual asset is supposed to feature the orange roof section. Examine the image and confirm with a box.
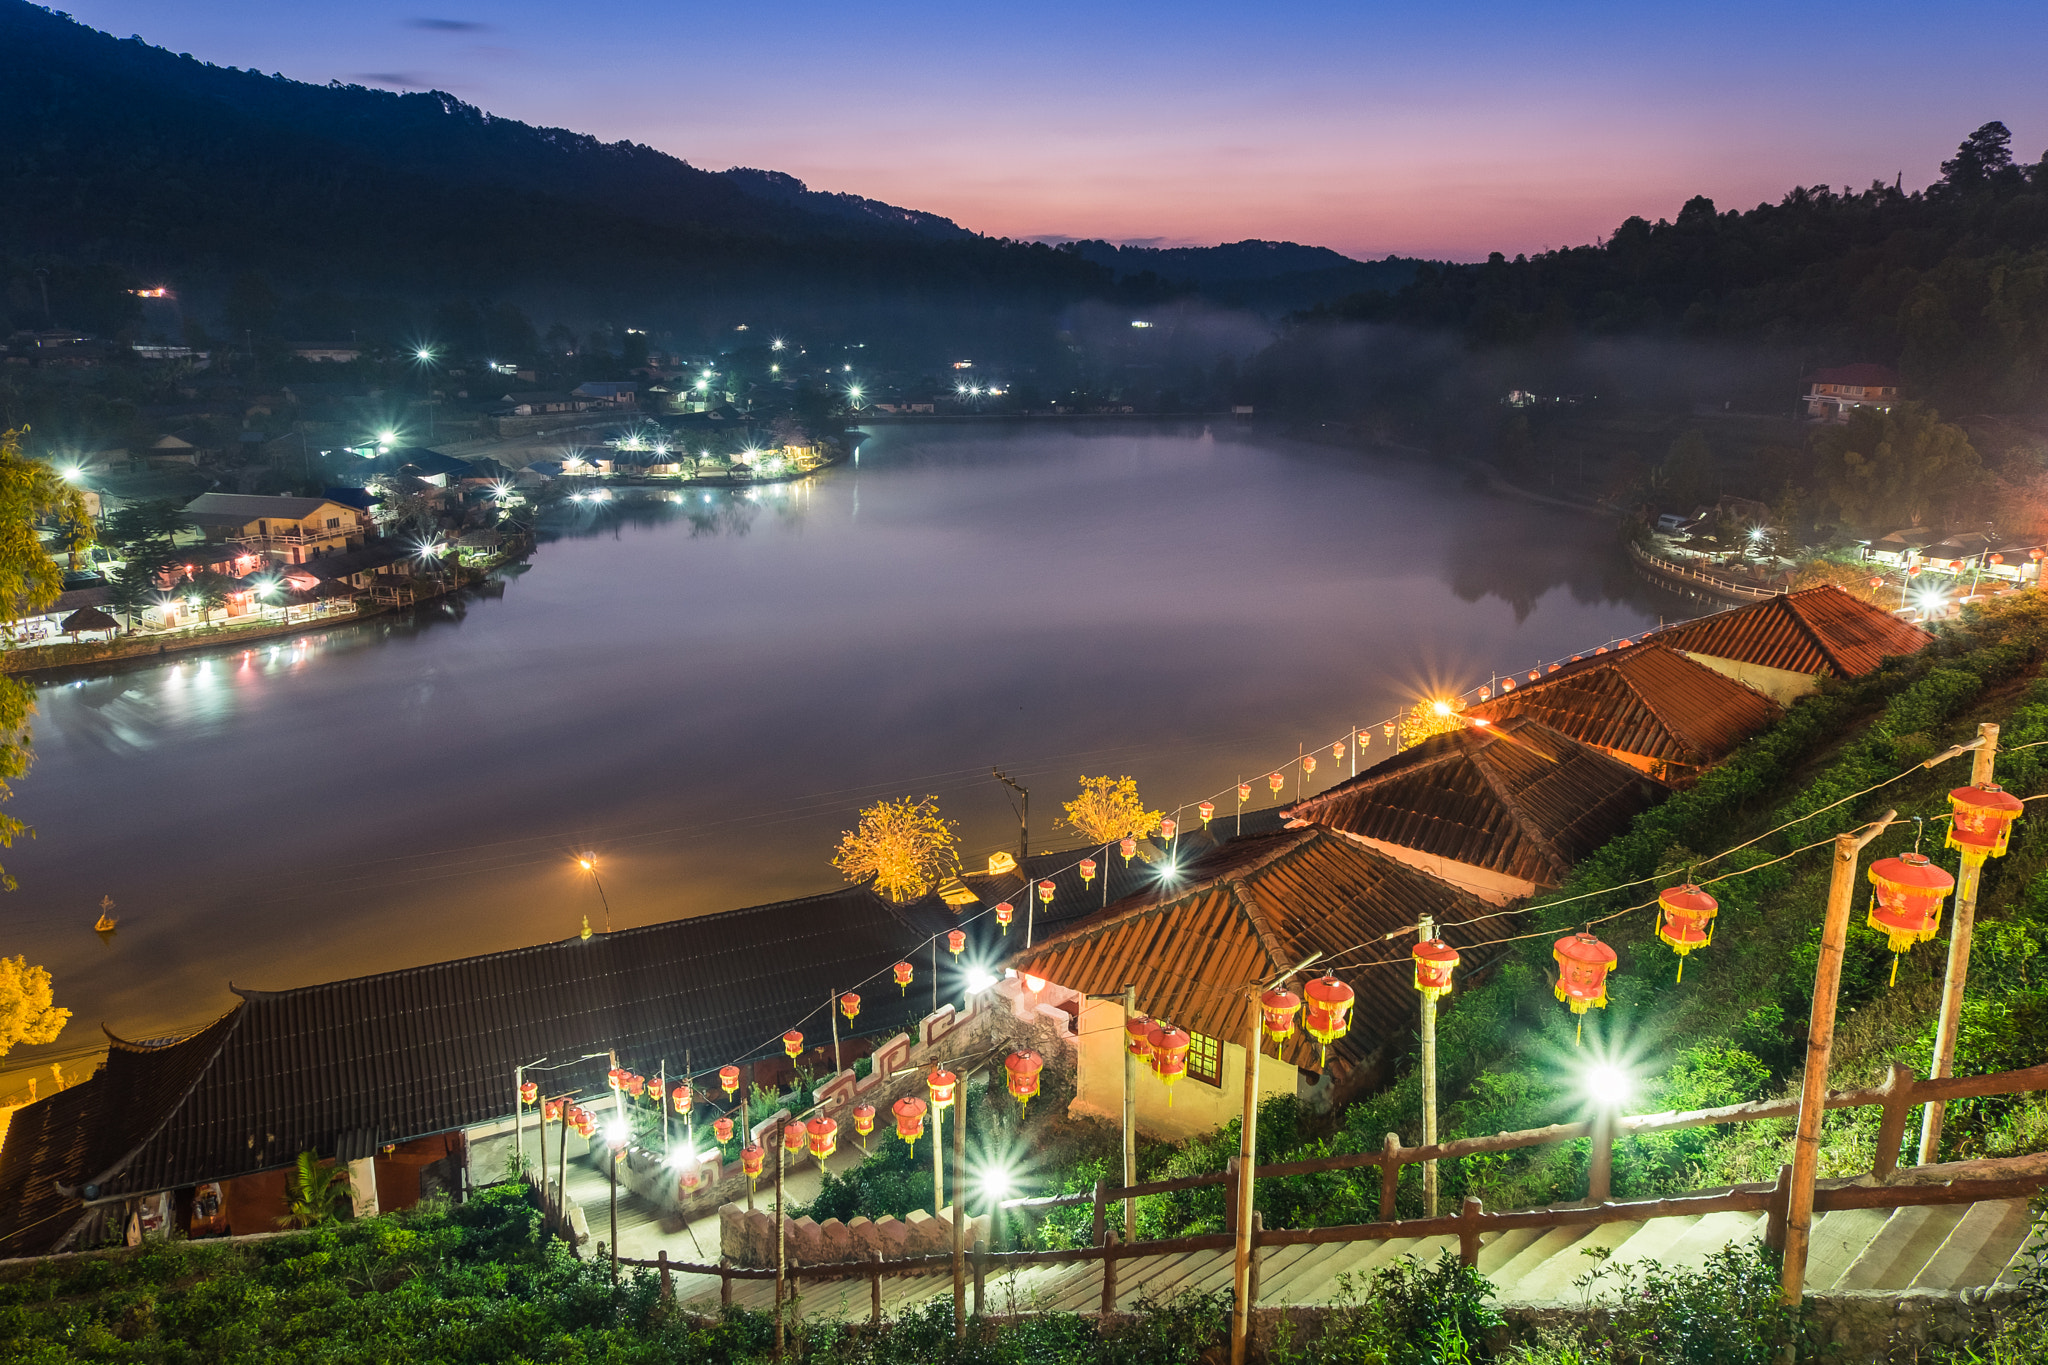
[1467,644,1781,770]
[1647,585,1932,679]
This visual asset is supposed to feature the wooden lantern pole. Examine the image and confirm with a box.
[1418,914,1441,1217]
[1921,723,1998,1164]
[952,1081,968,1339]
[1122,984,1138,1242]
[1782,810,1894,1306]
[1229,989,1262,1365]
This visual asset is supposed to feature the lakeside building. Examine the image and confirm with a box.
[1279,716,1667,905]
[0,884,962,1256]
[1466,643,1782,784]
[183,493,369,567]
[1006,827,1493,1139]
[1642,584,1934,705]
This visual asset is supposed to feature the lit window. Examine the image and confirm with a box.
[1187,1031,1223,1087]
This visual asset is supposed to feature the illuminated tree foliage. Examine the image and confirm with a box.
[1398,699,1466,751]
[1061,775,1163,845]
[832,795,959,903]
[0,428,92,889]
[0,955,69,1056]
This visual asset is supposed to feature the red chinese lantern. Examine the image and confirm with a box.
[1383,721,1396,741]
[1125,1014,1153,1066]
[1238,782,1251,804]
[543,1097,563,1124]
[1149,1025,1191,1104]
[1302,755,1317,777]
[782,1123,805,1155]
[1332,741,1344,761]
[1199,801,1215,824]
[1260,987,1301,1051]
[1413,939,1460,1001]
[947,928,966,957]
[672,1081,690,1114]
[1948,785,2024,863]
[1528,669,1539,682]
[893,1095,927,1145]
[1478,687,1491,701]
[1268,772,1285,795]
[719,1065,740,1098]
[1160,818,1177,841]
[1023,972,1045,992]
[649,1077,667,1104]
[996,902,1014,933]
[1303,974,1355,1069]
[1992,553,2006,565]
[607,1067,626,1091]
[807,1116,838,1161]
[1006,1050,1044,1116]
[852,1104,876,1150]
[680,1168,701,1193]
[894,962,914,994]
[1908,563,1922,578]
[1655,885,1718,982]
[1120,837,1137,864]
[741,1143,764,1189]
[1869,577,1884,589]
[1080,859,1096,885]
[572,1107,595,1140]
[519,1080,538,1106]
[625,1073,645,1098]
[1553,930,1619,1043]
[1037,879,1055,905]
[783,1030,804,1060]
[840,992,861,1023]
[713,1115,734,1145]
[1868,851,1956,985]
[927,1068,958,1110]
[1501,678,1515,692]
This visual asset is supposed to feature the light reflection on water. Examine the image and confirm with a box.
[7,422,1686,1064]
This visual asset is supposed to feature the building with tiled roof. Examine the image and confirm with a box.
[1646,585,1933,704]
[0,883,958,1257]
[1467,644,1781,783]
[1279,715,1666,904]
[1006,827,1495,1138]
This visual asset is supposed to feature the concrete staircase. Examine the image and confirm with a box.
[673,1198,2039,1320]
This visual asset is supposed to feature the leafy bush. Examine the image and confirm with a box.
[1272,1251,1503,1365]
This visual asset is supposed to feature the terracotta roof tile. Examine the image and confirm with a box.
[1648,586,1931,679]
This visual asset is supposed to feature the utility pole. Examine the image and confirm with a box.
[1921,723,2000,1163]
[993,768,1028,861]
[774,1119,787,1361]
[1418,915,1441,1217]
[1782,810,1895,1306]
[932,1087,945,1217]
[952,1085,968,1339]
[1122,985,1138,1243]
[1229,990,1262,1365]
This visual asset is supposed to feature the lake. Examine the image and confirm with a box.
[6,421,1685,1077]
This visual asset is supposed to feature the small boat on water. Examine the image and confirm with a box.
[93,895,117,935]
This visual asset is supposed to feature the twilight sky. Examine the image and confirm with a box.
[60,0,2048,260]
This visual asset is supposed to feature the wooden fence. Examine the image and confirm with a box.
[616,1058,2048,1318]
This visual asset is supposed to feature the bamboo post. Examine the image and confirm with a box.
[1419,914,1440,1217]
[609,1139,619,1282]
[774,1121,787,1362]
[1586,1105,1616,1204]
[1099,1229,1118,1314]
[831,993,842,1077]
[1379,1132,1400,1220]
[557,1095,570,1242]
[932,1094,945,1218]
[514,1066,525,1176]
[1123,984,1138,1242]
[1874,1062,1918,1179]
[1922,725,1998,1164]
[952,1082,967,1340]
[1230,991,1261,1365]
[1783,811,1894,1306]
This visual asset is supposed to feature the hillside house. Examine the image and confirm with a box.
[1644,584,1933,704]
[1804,364,1900,421]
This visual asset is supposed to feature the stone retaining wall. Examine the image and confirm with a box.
[719,1203,990,1268]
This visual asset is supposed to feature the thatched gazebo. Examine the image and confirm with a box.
[60,606,119,639]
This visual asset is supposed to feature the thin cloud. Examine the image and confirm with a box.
[408,17,488,31]
[354,72,430,88]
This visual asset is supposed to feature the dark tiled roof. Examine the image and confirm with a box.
[1008,828,1496,1073]
[1807,364,1901,387]
[0,883,958,1255]
[1280,716,1666,888]
[1467,644,1781,771]
[1648,586,1932,679]
[184,493,355,523]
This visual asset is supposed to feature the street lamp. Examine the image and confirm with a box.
[579,855,612,934]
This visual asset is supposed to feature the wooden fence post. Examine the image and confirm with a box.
[869,1249,881,1327]
[1587,1105,1616,1204]
[1091,1178,1109,1250]
[1457,1196,1484,1268]
[1874,1062,1918,1180]
[1224,1156,1239,1236]
[973,1248,986,1319]
[1247,1212,1264,1308]
[1380,1133,1401,1220]
[659,1248,672,1304]
[1100,1230,1119,1315]
[1765,1164,1793,1252]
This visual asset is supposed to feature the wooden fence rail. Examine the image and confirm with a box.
[609,1058,2048,1320]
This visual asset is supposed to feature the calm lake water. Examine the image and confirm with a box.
[8,421,1686,1074]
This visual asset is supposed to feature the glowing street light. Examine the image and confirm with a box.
[579,854,612,934]
[1583,1062,1630,1109]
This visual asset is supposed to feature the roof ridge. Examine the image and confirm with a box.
[1609,652,1705,760]
[1228,876,1292,979]
[1774,591,1846,674]
[1468,721,1574,880]
[67,1006,245,1195]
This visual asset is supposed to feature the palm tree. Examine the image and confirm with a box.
[278,1151,352,1228]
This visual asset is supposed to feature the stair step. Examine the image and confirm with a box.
[1913,1201,2036,1290]
[1501,1220,1649,1303]
[1802,1207,1894,1293]
[1476,1227,1551,1277]
[1602,1215,1704,1272]
[1836,1205,1969,1292]
[1648,1212,1767,1272]
[1997,1214,2047,1286]
[1255,1238,1361,1302]
[1488,1224,1605,1298]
